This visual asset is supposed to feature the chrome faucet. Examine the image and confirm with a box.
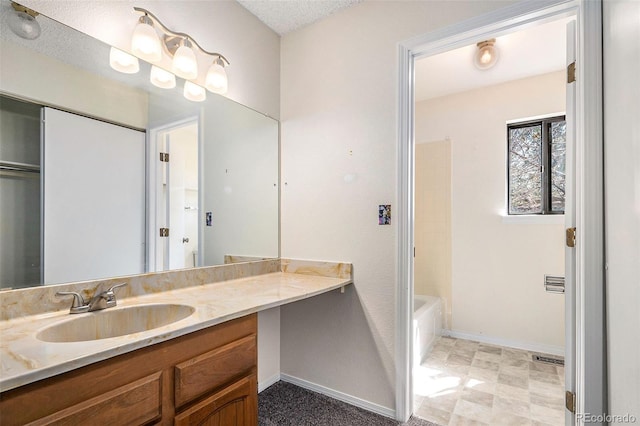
[57,283,127,314]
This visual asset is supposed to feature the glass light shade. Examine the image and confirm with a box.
[109,47,140,74]
[473,40,499,70]
[172,43,198,80]
[183,81,206,102]
[131,18,162,63]
[205,61,228,94]
[8,10,41,40]
[150,65,176,89]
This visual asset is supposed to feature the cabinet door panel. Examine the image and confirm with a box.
[27,372,162,426]
[175,334,256,408]
[174,374,256,426]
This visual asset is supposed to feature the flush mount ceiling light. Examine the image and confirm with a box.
[8,2,41,40]
[474,39,499,70]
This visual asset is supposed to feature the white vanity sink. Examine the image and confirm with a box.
[36,304,195,342]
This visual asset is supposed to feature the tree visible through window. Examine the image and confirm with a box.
[508,116,566,215]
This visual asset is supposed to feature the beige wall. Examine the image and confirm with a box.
[0,40,149,129]
[20,0,281,119]
[415,140,452,329]
[280,0,517,413]
[415,71,566,353]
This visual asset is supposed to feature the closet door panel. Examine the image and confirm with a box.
[43,108,145,284]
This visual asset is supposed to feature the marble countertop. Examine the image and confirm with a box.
[0,271,351,392]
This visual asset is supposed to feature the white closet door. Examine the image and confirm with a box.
[43,108,145,284]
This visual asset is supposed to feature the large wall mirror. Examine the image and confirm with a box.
[0,0,279,290]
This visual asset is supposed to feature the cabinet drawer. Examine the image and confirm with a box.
[175,334,256,408]
[174,374,257,426]
[27,372,162,426]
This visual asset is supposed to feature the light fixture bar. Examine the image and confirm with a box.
[133,7,230,66]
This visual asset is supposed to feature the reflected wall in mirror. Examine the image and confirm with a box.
[0,0,279,290]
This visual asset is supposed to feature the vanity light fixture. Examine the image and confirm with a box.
[474,39,499,70]
[183,81,206,102]
[109,47,140,74]
[8,2,41,40]
[129,7,230,101]
[150,65,176,89]
[205,57,228,94]
[131,14,162,63]
[172,38,198,80]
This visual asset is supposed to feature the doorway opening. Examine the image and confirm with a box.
[150,118,199,272]
[411,16,571,425]
[395,0,606,423]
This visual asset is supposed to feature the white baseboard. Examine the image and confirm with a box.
[280,373,396,419]
[258,373,281,393]
[442,329,565,357]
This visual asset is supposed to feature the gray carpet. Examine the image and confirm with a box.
[258,381,437,426]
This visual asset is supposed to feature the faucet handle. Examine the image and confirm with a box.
[107,282,127,294]
[56,291,89,314]
[104,282,127,308]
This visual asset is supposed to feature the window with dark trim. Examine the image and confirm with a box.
[507,116,566,215]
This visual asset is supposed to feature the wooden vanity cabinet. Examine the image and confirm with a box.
[0,314,257,426]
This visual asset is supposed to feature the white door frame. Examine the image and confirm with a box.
[396,0,604,422]
[147,116,200,272]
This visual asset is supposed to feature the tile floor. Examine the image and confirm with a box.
[413,336,565,426]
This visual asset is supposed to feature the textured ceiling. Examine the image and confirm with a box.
[236,0,363,35]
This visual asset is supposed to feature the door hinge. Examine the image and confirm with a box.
[567,61,576,83]
[159,152,170,162]
[159,228,170,237]
[566,227,576,248]
[565,390,576,413]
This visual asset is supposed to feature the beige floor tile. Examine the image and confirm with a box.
[500,365,530,377]
[501,358,530,369]
[494,383,531,403]
[448,414,489,426]
[471,358,500,372]
[529,370,561,385]
[453,399,493,424]
[529,379,564,396]
[530,404,564,425]
[497,371,529,389]
[415,402,452,425]
[415,338,564,426]
[529,392,564,411]
[460,388,494,408]
[474,351,502,364]
[528,361,558,375]
[477,344,502,356]
[490,411,533,426]
[493,395,531,418]
[421,390,461,412]
[463,377,496,395]
[467,366,499,383]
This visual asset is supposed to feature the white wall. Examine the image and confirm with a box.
[603,0,640,421]
[20,0,281,120]
[416,72,566,353]
[280,0,518,413]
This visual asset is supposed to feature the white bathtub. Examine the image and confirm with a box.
[413,295,442,366]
